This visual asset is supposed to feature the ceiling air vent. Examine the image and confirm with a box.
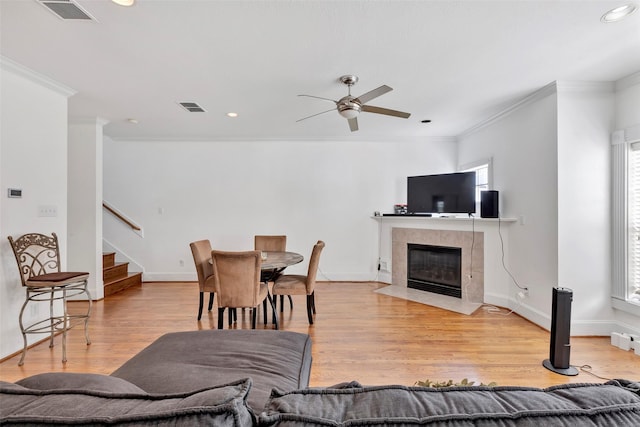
[179,102,206,113]
[37,0,95,21]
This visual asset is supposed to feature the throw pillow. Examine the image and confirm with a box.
[1,377,254,426]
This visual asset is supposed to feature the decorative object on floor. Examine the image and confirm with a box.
[7,232,92,366]
[273,240,325,324]
[211,250,278,329]
[189,239,215,320]
[543,287,579,376]
[414,378,497,388]
[298,75,410,132]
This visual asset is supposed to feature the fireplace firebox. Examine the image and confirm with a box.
[407,243,462,298]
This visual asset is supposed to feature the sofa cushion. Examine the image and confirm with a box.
[111,330,312,412]
[0,377,254,426]
[16,372,146,394]
[259,380,640,426]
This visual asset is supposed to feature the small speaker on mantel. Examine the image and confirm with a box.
[480,190,499,218]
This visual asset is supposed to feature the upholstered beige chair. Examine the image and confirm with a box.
[254,235,287,252]
[7,232,92,366]
[272,240,325,325]
[211,250,278,329]
[254,235,292,309]
[189,240,216,320]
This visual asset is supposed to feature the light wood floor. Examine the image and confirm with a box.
[1,281,638,386]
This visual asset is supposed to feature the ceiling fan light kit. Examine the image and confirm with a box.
[112,0,136,6]
[601,4,637,22]
[298,74,411,132]
[338,99,361,119]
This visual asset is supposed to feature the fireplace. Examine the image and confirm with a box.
[392,227,484,306]
[407,243,462,298]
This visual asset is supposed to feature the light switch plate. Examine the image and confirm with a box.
[38,205,58,217]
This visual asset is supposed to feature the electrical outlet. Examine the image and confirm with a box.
[379,261,388,271]
[517,288,529,300]
[38,205,58,217]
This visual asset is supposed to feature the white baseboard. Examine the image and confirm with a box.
[143,272,196,282]
[484,292,640,336]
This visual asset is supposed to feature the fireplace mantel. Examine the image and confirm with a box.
[372,215,518,223]
[373,215,516,305]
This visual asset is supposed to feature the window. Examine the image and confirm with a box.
[460,158,492,208]
[626,143,640,303]
[612,127,640,314]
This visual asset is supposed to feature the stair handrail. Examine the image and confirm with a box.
[103,202,141,231]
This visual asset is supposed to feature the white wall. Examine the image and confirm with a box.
[557,82,615,335]
[0,58,74,359]
[458,78,640,336]
[103,138,458,281]
[68,119,106,299]
[458,85,560,329]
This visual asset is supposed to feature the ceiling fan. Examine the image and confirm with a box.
[297,75,411,132]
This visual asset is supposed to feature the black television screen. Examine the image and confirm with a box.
[407,172,476,214]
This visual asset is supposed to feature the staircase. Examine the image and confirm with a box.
[103,252,143,296]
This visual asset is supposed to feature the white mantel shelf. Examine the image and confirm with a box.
[372,215,517,223]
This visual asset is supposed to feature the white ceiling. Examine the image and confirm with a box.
[1,0,639,141]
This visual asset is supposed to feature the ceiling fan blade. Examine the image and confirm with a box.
[355,85,392,104]
[362,104,411,119]
[348,117,358,132]
[298,94,338,103]
[296,107,337,122]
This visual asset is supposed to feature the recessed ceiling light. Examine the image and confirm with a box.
[601,4,637,23]
[112,0,135,6]
[226,112,239,118]
[127,118,138,124]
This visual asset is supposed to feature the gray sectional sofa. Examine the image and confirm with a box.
[1,329,639,426]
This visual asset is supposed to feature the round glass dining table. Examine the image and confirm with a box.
[260,251,304,270]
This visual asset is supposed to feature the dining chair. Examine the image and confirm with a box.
[272,240,325,325]
[189,240,216,320]
[7,232,92,366]
[254,235,287,252]
[210,250,278,329]
[254,235,293,310]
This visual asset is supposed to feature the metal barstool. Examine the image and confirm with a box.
[7,232,92,365]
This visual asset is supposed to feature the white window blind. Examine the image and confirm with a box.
[627,142,640,303]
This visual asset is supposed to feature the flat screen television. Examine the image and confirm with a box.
[407,172,476,215]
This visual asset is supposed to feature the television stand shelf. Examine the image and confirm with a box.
[373,215,517,222]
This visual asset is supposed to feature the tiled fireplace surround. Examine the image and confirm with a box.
[392,228,484,304]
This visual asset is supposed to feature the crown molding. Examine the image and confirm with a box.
[555,80,615,93]
[0,55,76,97]
[616,70,640,92]
[460,79,621,139]
[459,82,558,138]
[69,116,110,127]
[105,135,458,144]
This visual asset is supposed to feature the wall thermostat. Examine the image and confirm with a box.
[8,188,22,198]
